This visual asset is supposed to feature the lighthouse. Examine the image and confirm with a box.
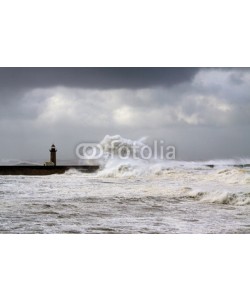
[50,144,57,166]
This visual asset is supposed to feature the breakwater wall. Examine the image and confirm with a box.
[0,165,99,175]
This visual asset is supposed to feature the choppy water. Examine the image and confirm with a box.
[1,160,250,233]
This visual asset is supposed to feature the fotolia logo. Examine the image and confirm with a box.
[76,140,176,160]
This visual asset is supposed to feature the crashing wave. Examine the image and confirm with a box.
[99,134,147,159]
[188,189,250,206]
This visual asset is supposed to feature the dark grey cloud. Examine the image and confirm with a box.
[0,67,199,92]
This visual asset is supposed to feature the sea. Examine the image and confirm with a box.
[1,136,250,234]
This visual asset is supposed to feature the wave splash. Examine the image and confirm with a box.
[97,134,250,177]
[99,134,147,158]
[94,135,250,205]
[97,134,170,177]
[188,189,250,206]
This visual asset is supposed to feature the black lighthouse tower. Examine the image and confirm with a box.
[50,144,57,166]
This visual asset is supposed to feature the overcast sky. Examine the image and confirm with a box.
[0,67,249,161]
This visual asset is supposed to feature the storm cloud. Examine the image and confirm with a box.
[0,67,199,91]
[0,67,250,161]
